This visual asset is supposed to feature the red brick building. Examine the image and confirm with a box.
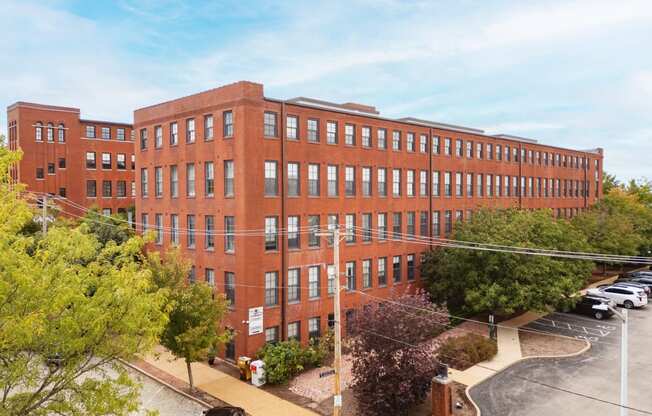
[134,81,603,360]
[7,102,135,218]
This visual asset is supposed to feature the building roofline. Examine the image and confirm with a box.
[7,101,80,114]
[79,118,133,128]
[397,117,484,135]
[493,134,538,144]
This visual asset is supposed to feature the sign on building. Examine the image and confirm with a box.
[248,306,264,336]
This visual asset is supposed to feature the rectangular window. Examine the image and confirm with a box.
[188,266,196,284]
[345,214,355,243]
[116,153,126,170]
[406,132,415,151]
[362,167,372,196]
[286,115,298,140]
[171,214,179,245]
[487,143,493,160]
[377,168,387,197]
[288,269,300,303]
[456,172,463,197]
[466,141,473,158]
[377,128,386,149]
[204,161,214,197]
[327,215,338,245]
[186,118,196,143]
[407,211,415,238]
[264,112,278,137]
[265,216,278,251]
[86,180,96,197]
[466,173,473,197]
[346,261,356,290]
[392,169,401,197]
[456,210,463,223]
[116,128,125,140]
[327,121,338,144]
[308,164,320,196]
[444,210,452,234]
[406,170,415,197]
[420,211,428,237]
[186,163,196,197]
[392,212,402,239]
[432,171,440,197]
[86,152,96,169]
[505,145,510,161]
[496,175,502,197]
[420,170,428,196]
[155,167,163,197]
[223,111,233,138]
[362,259,371,288]
[287,162,300,196]
[307,119,319,142]
[225,272,235,305]
[264,161,278,196]
[287,216,300,249]
[265,326,279,343]
[486,174,493,197]
[225,216,235,252]
[204,114,214,140]
[513,176,519,197]
[420,134,428,153]
[505,175,511,197]
[362,213,372,242]
[362,126,371,147]
[170,122,178,145]
[496,144,502,161]
[47,163,55,174]
[58,157,66,169]
[378,258,387,286]
[117,180,127,197]
[205,215,215,250]
[308,215,320,247]
[308,317,321,340]
[393,256,401,283]
[139,128,147,149]
[187,215,196,248]
[392,130,401,150]
[345,166,355,196]
[432,211,440,236]
[131,154,135,170]
[327,165,338,196]
[309,266,320,298]
[224,160,234,197]
[345,123,355,145]
[444,172,451,197]
[205,268,215,287]
[102,152,111,170]
[83,125,95,139]
[456,139,463,157]
[101,127,111,140]
[378,213,387,240]
[265,271,279,306]
[153,214,163,245]
[476,142,483,159]
[444,138,451,155]
[477,173,483,197]
[155,125,163,148]
[59,187,66,197]
[141,213,149,234]
[288,321,300,341]
[140,168,148,197]
[407,254,415,280]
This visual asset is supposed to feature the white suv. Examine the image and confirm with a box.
[588,286,648,309]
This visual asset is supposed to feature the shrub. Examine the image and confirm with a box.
[256,336,331,384]
[437,333,497,370]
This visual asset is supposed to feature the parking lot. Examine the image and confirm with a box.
[469,306,652,415]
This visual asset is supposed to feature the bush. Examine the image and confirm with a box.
[256,335,332,384]
[438,333,497,370]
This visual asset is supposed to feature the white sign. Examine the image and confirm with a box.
[248,307,264,336]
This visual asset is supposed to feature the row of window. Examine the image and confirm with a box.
[35,157,67,178]
[86,152,135,170]
[139,111,233,150]
[86,180,135,198]
[266,112,596,170]
[83,125,129,141]
[141,213,235,251]
[139,161,234,198]
[34,123,129,142]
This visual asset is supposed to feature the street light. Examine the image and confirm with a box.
[607,305,628,416]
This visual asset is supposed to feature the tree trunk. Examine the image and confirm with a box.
[186,359,194,392]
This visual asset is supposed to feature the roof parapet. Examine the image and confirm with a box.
[493,134,538,144]
[398,117,484,135]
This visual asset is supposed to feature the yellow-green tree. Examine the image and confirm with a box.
[0,146,168,415]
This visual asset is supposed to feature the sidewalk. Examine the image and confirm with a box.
[139,346,318,416]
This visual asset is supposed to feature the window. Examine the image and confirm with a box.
[444,210,452,234]
[359,259,371,289]
[100,127,110,140]
[187,215,196,248]
[327,165,338,196]
[456,210,463,224]
[102,208,112,216]
[154,125,163,148]
[265,271,278,306]
[264,112,278,137]
[393,256,401,283]
[171,214,179,245]
[288,269,300,302]
[505,175,511,197]
[286,115,298,140]
[378,213,387,240]
[308,215,320,247]
[362,167,371,196]
[377,128,386,149]
[186,118,196,143]
[57,124,65,142]
[86,125,96,139]
[131,154,135,170]
[345,166,355,196]
[346,261,356,290]
[392,130,401,150]
[466,141,473,158]
[513,176,519,197]
[327,121,337,144]
[204,114,214,140]
[505,145,510,161]
[205,268,214,286]
[58,157,66,169]
[308,164,320,196]
[102,152,111,170]
[419,170,428,196]
[188,266,196,284]
[378,257,387,286]
[224,216,235,252]
[420,211,428,236]
[307,119,319,142]
[86,152,96,169]
[362,213,372,242]
[36,167,44,179]
[141,213,149,234]
[264,161,278,196]
[392,212,402,239]
[406,133,415,151]
[432,211,440,236]
[432,171,440,197]
[139,128,147,149]
[223,111,233,137]
[392,169,401,197]
[455,139,463,157]
[265,217,278,250]
[487,143,493,160]
[46,123,54,142]
[444,137,451,155]
[406,170,415,196]
[117,128,125,141]
[170,165,178,198]
[186,163,196,197]
[225,272,235,305]
[476,142,483,159]
[309,266,320,298]
[35,122,43,141]
[288,322,300,341]
[155,214,163,245]
[496,175,502,197]
[47,163,55,174]
[203,161,214,197]
[155,167,163,197]
[288,216,300,249]
[466,173,473,196]
[59,188,66,197]
[205,215,215,250]
[327,265,336,295]
[170,122,178,145]
[407,211,415,238]
[265,326,279,343]
[377,168,387,197]
[407,254,415,280]
[140,168,148,197]
[345,124,355,145]
[420,134,427,153]
[116,153,126,170]
[308,317,321,339]
[455,172,463,197]
[444,172,451,196]
[486,174,493,197]
[362,127,371,147]
[117,180,127,197]
[345,214,355,243]
[224,160,234,197]
[86,180,96,197]
[327,214,338,245]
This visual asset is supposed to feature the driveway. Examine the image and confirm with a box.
[469,308,652,416]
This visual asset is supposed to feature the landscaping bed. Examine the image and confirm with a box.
[519,330,587,357]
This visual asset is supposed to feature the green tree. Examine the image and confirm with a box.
[81,207,134,247]
[0,146,168,415]
[423,208,594,316]
[602,171,620,195]
[153,252,231,392]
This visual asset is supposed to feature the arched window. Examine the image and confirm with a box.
[35,122,43,141]
[47,123,54,142]
[58,124,65,143]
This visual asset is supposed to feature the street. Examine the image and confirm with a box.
[469,308,652,415]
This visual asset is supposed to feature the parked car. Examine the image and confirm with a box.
[598,282,651,297]
[587,286,648,309]
[203,407,245,416]
[618,277,652,291]
[571,295,616,320]
[625,271,652,279]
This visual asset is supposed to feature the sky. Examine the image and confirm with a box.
[2,0,652,181]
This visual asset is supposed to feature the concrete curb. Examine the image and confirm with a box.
[121,359,212,410]
[463,339,591,416]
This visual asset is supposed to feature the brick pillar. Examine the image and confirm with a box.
[432,376,453,416]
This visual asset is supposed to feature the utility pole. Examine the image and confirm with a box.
[42,194,48,234]
[608,305,628,416]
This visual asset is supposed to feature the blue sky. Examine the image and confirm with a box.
[3,0,652,181]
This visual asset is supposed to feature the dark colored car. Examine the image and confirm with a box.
[571,295,615,320]
[618,277,652,291]
[203,407,245,416]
